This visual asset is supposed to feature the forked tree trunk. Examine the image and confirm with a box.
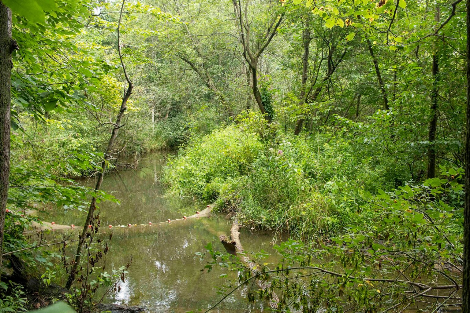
[0,1,14,282]
[232,0,283,122]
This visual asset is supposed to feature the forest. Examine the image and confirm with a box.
[1,0,470,312]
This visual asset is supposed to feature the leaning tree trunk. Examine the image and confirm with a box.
[463,0,470,310]
[65,0,133,289]
[0,1,14,282]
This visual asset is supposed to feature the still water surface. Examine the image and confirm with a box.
[41,153,279,312]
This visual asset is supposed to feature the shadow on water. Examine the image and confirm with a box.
[40,152,281,312]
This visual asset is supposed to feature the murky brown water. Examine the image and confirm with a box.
[39,153,280,312]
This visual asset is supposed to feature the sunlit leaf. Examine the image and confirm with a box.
[346,32,356,41]
[325,17,336,29]
[3,0,45,23]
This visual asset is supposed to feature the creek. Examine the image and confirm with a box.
[39,152,280,312]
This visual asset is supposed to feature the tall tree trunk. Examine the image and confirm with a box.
[427,54,439,179]
[366,38,389,110]
[251,62,269,118]
[0,1,14,282]
[294,23,311,135]
[427,7,440,179]
[462,0,470,310]
[66,0,133,289]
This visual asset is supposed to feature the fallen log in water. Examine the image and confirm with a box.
[23,205,214,233]
[224,217,280,309]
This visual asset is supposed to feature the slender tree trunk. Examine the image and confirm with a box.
[0,1,14,282]
[427,53,439,179]
[245,64,252,110]
[355,94,362,119]
[66,0,133,289]
[294,44,346,135]
[427,7,440,179]
[462,0,470,310]
[294,23,311,135]
[299,24,311,102]
[392,66,398,102]
[366,38,389,110]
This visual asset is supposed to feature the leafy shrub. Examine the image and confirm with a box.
[164,125,263,201]
[0,282,27,312]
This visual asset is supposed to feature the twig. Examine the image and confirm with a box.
[430,289,458,313]
[3,239,78,256]
[204,275,258,312]
[416,0,463,43]
[117,0,132,86]
[386,0,400,44]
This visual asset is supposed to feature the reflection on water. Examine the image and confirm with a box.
[41,153,280,312]
[102,217,279,312]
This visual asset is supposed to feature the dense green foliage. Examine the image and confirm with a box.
[1,0,469,311]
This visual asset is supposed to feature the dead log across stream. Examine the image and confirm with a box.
[224,217,280,309]
[25,205,214,233]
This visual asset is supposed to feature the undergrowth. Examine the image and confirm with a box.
[164,111,464,240]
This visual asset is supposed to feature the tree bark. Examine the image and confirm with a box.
[0,1,14,282]
[244,64,252,110]
[462,0,470,310]
[355,94,362,119]
[366,38,389,110]
[250,62,268,117]
[65,0,133,289]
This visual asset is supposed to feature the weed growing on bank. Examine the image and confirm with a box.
[164,111,464,240]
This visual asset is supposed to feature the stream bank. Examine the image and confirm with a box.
[37,152,281,312]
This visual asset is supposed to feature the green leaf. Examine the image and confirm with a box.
[325,17,336,29]
[336,18,344,28]
[37,0,57,11]
[411,213,425,223]
[3,0,45,23]
[44,100,58,112]
[293,0,302,4]
[27,301,75,313]
[78,68,94,78]
[398,0,406,8]
[346,32,356,41]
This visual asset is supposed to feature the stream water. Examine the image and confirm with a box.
[39,152,280,312]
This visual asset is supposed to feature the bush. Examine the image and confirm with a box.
[164,125,263,201]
